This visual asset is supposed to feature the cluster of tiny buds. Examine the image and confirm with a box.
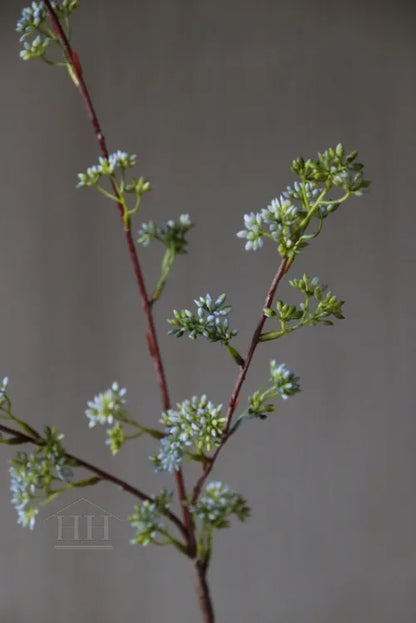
[152,395,225,472]
[20,34,50,60]
[168,293,237,345]
[138,214,192,253]
[17,2,80,61]
[269,360,300,399]
[129,490,173,546]
[16,3,46,39]
[282,181,322,202]
[77,151,139,187]
[193,481,250,528]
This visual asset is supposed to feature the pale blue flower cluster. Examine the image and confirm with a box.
[16,2,46,39]
[138,214,193,254]
[193,481,250,529]
[241,361,300,423]
[17,1,79,61]
[168,293,237,345]
[16,1,79,38]
[269,360,300,399]
[152,396,225,472]
[9,427,71,529]
[129,490,172,546]
[129,500,165,546]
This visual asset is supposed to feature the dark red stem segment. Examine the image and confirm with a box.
[194,560,216,623]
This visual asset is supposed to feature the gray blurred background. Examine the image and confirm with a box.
[0,0,415,621]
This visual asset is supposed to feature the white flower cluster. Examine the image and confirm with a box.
[77,151,139,187]
[237,190,306,255]
[236,212,264,251]
[85,382,127,428]
[85,383,129,454]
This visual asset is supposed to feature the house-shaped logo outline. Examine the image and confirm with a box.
[44,497,124,550]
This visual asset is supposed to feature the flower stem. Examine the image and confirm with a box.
[192,256,291,505]
[194,560,215,623]
[43,0,195,556]
[0,421,186,539]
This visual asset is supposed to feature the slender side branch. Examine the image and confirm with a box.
[43,0,193,552]
[0,422,186,540]
[192,257,290,504]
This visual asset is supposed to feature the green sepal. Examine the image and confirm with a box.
[226,345,245,366]
[0,435,25,445]
[10,417,40,439]
[66,62,79,86]
[152,247,176,302]
[259,330,282,342]
[74,476,101,488]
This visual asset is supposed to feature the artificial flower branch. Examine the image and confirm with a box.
[7,3,370,622]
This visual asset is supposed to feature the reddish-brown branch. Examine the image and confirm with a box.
[0,422,186,539]
[43,0,194,554]
[192,257,290,504]
[194,560,215,623]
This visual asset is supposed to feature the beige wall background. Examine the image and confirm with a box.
[1,0,415,621]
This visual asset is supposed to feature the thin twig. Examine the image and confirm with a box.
[192,257,290,504]
[0,422,186,539]
[43,0,194,553]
